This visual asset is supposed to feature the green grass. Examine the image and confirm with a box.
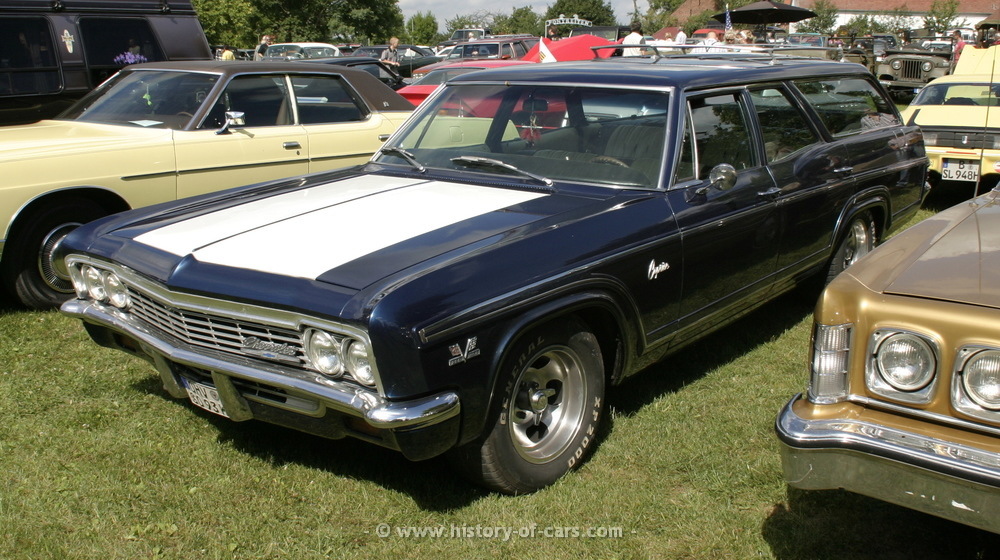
[2,190,998,559]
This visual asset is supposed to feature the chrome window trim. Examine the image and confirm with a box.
[865,327,940,405]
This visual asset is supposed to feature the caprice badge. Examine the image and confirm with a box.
[241,336,300,363]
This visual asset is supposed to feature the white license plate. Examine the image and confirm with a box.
[942,159,980,182]
[182,378,229,418]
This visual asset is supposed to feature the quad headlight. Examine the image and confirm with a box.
[962,350,1000,410]
[73,263,131,310]
[874,332,936,391]
[866,329,939,404]
[304,328,377,388]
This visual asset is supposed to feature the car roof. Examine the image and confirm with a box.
[447,56,870,90]
[124,61,413,111]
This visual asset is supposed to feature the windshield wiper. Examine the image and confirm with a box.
[450,156,553,187]
[380,147,425,173]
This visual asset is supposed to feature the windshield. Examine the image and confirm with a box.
[448,43,501,59]
[911,82,1000,106]
[59,70,219,128]
[375,83,669,189]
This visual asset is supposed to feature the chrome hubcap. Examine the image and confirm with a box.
[509,346,586,464]
[37,222,81,293]
[843,219,873,268]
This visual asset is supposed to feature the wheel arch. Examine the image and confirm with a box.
[4,186,130,247]
[455,286,637,446]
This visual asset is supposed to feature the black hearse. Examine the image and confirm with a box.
[0,0,211,125]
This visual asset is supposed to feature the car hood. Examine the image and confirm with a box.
[853,192,1000,308]
[118,173,596,293]
[0,120,170,160]
[902,105,1000,130]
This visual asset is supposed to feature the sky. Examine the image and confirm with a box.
[397,0,640,34]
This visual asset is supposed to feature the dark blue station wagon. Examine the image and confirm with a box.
[60,54,929,493]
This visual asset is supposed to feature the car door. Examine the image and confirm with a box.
[796,76,925,233]
[665,89,781,340]
[173,73,309,200]
[747,84,852,277]
[287,73,403,173]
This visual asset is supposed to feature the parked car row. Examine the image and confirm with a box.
[10,34,1000,535]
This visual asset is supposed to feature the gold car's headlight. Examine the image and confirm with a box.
[962,350,1000,410]
[866,329,939,404]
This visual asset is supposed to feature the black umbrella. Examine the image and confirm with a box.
[712,1,817,25]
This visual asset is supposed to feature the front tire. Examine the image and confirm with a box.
[2,198,107,309]
[455,318,605,494]
[825,211,876,285]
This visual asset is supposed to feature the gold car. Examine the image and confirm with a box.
[0,61,413,308]
[778,190,1000,534]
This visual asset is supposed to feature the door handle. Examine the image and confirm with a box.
[757,186,781,198]
[283,141,302,150]
[833,166,853,175]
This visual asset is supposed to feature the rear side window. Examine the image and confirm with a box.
[795,77,899,136]
[748,87,818,162]
[0,16,60,95]
[290,74,368,124]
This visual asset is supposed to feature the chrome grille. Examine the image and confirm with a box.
[126,286,307,365]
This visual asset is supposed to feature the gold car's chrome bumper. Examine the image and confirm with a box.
[776,395,1000,534]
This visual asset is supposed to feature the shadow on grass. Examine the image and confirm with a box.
[609,285,817,416]
[763,488,1000,559]
[129,374,489,510]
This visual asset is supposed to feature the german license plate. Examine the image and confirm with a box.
[182,378,229,418]
[942,159,980,182]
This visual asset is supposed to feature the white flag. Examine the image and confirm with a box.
[539,37,557,63]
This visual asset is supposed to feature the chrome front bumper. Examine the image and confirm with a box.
[63,299,461,457]
[776,395,1000,534]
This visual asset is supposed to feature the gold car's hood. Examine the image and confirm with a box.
[0,119,171,159]
[854,192,1000,308]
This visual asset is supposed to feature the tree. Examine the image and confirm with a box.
[445,11,494,36]
[334,1,404,44]
[493,6,544,35]
[923,0,965,35]
[795,0,838,35]
[191,0,261,47]
[404,12,441,45]
[544,0,617,27]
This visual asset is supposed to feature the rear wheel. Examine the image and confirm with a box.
[453,318,605,494]
[2,199,107,309]
[825,211,876,285]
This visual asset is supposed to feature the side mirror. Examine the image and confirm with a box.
[708,163,737,191]
[216,111,246,135]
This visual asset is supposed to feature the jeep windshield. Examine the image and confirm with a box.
[375,83,669,189]
[60,69,219,129]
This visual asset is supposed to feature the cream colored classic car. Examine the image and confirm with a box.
[778,189,1000,534]
[0,61,413,308]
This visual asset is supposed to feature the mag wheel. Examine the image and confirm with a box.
[456,318,605,494]
[826,211,876,285]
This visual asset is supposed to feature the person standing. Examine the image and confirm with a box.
[221,45,235,60]
[380,37,402,67]
[674,28,687,47]
[952,30,966,63]
[622,21,645,57]
[254,34,272,60]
